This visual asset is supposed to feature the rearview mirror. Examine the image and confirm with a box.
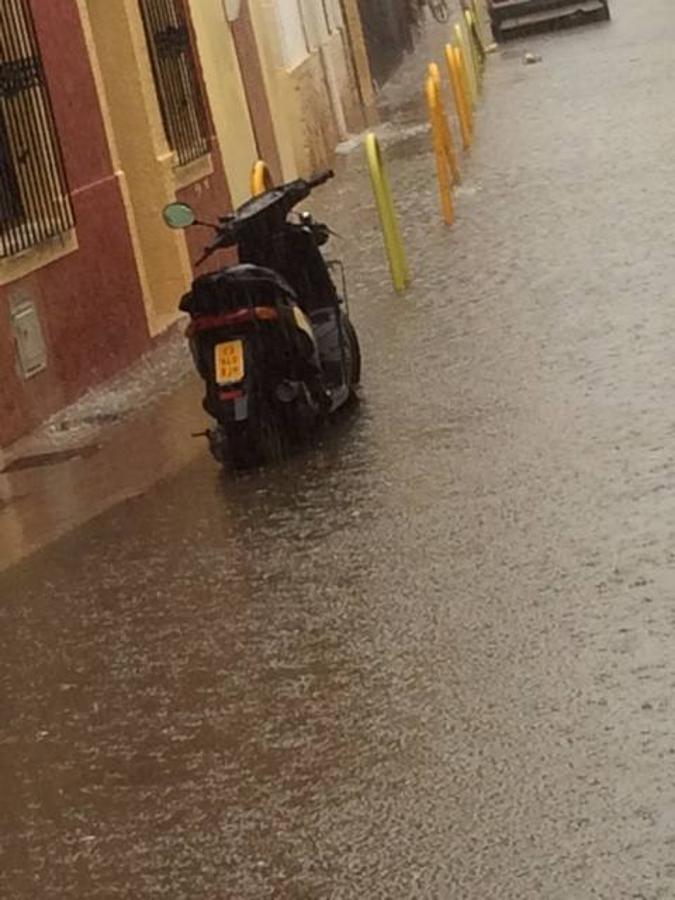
[163,202,196,229]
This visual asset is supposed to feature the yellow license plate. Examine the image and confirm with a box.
[214,340,245,385]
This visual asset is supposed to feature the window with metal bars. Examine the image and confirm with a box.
[0,0,75,258]
[139,0,209,166]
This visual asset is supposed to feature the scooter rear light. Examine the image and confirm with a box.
[191,306,278,332]
[254,306,279,321]
[219,388,244,401]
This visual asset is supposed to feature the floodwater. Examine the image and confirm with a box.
[3,1,675,896]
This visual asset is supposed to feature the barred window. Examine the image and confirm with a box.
[0,0,75,259]
[139,0,209,166]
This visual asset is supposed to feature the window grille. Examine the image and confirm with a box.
[0,0,75,258]
[139,0,209,166]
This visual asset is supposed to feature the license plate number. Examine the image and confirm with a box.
[214,340,245,385]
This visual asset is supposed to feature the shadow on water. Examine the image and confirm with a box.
[211,396,375,531]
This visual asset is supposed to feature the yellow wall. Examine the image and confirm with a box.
[249,1,301,181]
[82,0,193,335]
[273,38,360,175]
[248,2,371,177]
[188,1,374,185]
[78,0,376,341]
[287,50,340,174]
[187,0,259,207]
[340,0,377,112]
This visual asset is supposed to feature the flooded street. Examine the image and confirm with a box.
[3,1,675,896]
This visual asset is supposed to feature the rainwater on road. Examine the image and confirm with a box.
[2,1,675,896]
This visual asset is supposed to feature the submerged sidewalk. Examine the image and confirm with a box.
[0,13,466,572]
[1,2,651,575]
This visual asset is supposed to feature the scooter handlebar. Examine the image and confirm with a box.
[306,169,335,190]
[194,171,334,265]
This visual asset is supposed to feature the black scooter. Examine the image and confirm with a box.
[163,170,361,469]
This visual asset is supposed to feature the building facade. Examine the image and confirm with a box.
[0,0,151,447]
[0,0,234,448]
[187,0,377,202]
[0,0,378,449]
[193,0,376,184]
[260,0,374,174]
[356,0,418,88]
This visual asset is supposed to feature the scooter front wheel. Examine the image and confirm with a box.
[343,317,362,390]
[428,0,450,23]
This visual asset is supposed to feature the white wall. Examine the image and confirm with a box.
[298,0,329,49]
[323,0,344,31]
[270,0,308,68]
[270,0,345,67]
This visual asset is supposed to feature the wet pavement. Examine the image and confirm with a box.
[3,1,675,896]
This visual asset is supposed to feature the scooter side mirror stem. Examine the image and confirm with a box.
[162,201,219,231]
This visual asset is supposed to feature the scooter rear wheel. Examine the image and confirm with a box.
[221,405,286,469]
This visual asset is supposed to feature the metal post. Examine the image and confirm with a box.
[454,23,478,106]
[426,75,455,226]
[446,44,473,150]
[428,63,460,184]
[251,160,273,196]
[365,133,410,293]
[464,10,484,91]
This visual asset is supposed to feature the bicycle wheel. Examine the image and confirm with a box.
[429,0,450,23]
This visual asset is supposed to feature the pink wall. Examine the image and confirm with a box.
[0,0,150,446]
[0,0,237,448]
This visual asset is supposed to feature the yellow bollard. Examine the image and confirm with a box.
[470,0,491,55]
[467,5,487,64]
[445,44,472,151]
[428,60,441,88]
[461,15,482,94]
[454,23,478,106]
[365,133,410,293]
[426,75,455,226]
[251,160,273,196]
[465,10,485,89]
[454,40,475,121]
[427,62,460,183]
[455,45,475,135]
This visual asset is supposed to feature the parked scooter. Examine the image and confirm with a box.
[162,170,361,469]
